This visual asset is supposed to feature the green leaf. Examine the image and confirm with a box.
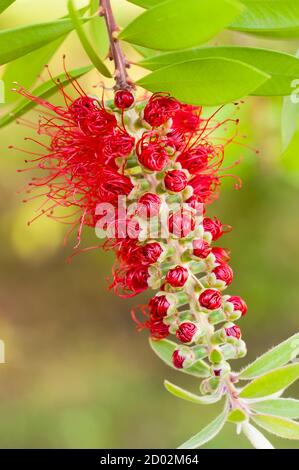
[252,414,299,440]
[251,398,299,419]
[281,94,299,151]
[0,17,91,66]
[178,404,228,449]
[2,37,66,105]
[227,408,247,423]
[149,338,210,378]
[127,0,163,7]
[119,0,243,51]
[240,364,299,399]
[0,64,94,129]
[242,422,274,449]
[139,46,299,96]
[0,0,15,14]
[137,57,269,106]
[68,0,111,78]
[164,380,222,405]
[89,0,109,59]
[230,0,299,38]
[239,332,299,380]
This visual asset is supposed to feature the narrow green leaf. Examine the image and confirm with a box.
[253,414,299,440]
[68,0,111,78]
[164,380,222,405]
[0,64,94,129]
[0,17,91,66]
[2,37,66,105]
[281,94,299,151]
[178,404,228,449]
[149,338,210,378]
[139,46,299,96]
[119,0,243,51]
[239,332,299,380]
[0,0,15,14]
[242,422,274,449]
[240,364,299,399]
[231,0,299,38]
[251,398,299,419]
[127,0,162,8]
[88,0,109,60]
[137,57,269,106]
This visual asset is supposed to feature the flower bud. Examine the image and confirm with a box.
[192,239,211,259]
[203,217,226,240]
[227,295,247,316]
[168,210,195,238]
[142,242,163,264]
[211,246,231,264]
[199,289,222,310]
[164,170,188,192]
[166,265,189,287]
[114,90,134,109]
[225,323,241,340]
[172,347,195,369]
[143,93,180,127]
[137,193,161,217]
[176,145,210,174]
[137,142,169,171]
[213,264,233,286]
[176,322,198,343]
[149,319,169,339]
[149,295,171,319]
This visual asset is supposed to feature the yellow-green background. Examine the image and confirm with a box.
[0,0,298,449]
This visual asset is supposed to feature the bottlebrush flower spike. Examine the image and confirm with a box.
[13,72,266,449]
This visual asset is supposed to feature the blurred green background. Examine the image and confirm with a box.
[0,0,298,449]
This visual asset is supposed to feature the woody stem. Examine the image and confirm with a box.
[99,0,133,91]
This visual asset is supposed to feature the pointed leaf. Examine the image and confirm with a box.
[0,17,91,66]
[0,64,94,129]
[119,0,243,51]
[253,414,299,440]
[240,364,299,399]
[230,0,299,38]
[242,422,274,449]
[178,404,228,449]
[164,380,222,405]
[68,0,111,77]
[139,46,299,96]
[149,338,210,378]
[239,332,299,380]
[138,57,269,106]
[0,0,15,14]
[251,399,299,419]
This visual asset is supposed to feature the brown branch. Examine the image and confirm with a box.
[99,0,133,91]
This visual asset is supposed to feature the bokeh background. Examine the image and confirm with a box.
[0,0,298,449]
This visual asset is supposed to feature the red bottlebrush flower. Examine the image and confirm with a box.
[143,93,180,127]
[225,324,241,340]
[166,130,186,151]
[227,296,248,316]
[213,264,233,286]
[211,247,231,264]
[99,168,134,204]
[176,322,198,343]
[114,90,134,109]
[103,129,135,159]
[112,265,149,297]
[142,242,163,264]
[166,265,188,287]
[176,145,211,174]
[203,217,226,240]
[168,210,195,238]
[137,140,169,171]
[164,170,188,192]
[189,174,219,204]
[73,101,117,135]
[172,104,201,133]
[149,295,170,319]
[199,289,222,310]
[192,239,211,259]
[137,193,161,217]
[149,319,169,339]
